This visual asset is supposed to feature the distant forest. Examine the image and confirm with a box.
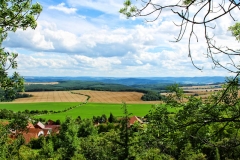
[24,81,149,93]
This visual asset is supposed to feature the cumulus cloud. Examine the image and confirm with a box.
[49,3,77,14]
[4,0,240,77]
[3,21,137,57]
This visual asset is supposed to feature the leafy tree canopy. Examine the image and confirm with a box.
[0,0,42,99]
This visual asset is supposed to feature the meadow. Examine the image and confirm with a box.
[35,103,158,121]
[0,102,170,121]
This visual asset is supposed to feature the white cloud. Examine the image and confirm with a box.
[4,25,54,50]
[49,3,77,14]
[67,0,123,15]
[4,0,240,77]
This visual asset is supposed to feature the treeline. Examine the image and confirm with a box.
[24,81,148,93]
[141,91,165,101]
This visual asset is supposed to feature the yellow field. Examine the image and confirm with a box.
[72,90,159,104]
[13,91,161,104]
[13,91,87,103]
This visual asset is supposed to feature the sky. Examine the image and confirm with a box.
[3,0,240,77]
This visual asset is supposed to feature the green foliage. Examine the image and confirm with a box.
[108,112,117,123]
[28,136,44,149]
[141,91,162,101]
[0,109,14,119]
[179,142,206,160]
[228,22,240,42]
[167,83,184,100]
[56,117,80,160]
[119,0,137,18]
[0,123,10,159]
[78,119,97,137]
[135,148,173,160]
[0,0,42,100]
[0,121,26,159]
[108,103,137,159]
[183,0,195,5]
[8,112,30,133]
[145,79,240,159]
[38,138,55,159]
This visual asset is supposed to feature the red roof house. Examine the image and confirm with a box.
[129,116,143,126]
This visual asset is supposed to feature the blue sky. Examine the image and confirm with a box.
[3,0,240,77]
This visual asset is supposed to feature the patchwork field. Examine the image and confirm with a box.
[0,91,163,121]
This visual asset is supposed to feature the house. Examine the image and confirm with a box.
[46,119,55,125]
[11,121,52,143]
[34,121,45,129]
[45,125,60,134]
[26,122,35,129]
[34,121,60,134]
[22,128,45,143]
[129,116,143,126]
[5,120,60,144]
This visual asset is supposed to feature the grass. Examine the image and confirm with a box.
[36,103,158,121]
[0,102,176,122]
[0,102,80,112]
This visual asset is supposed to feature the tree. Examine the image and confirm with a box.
[141,81,240,159]
[78,119,97,137]
[141,91,162,101]
[0,0,42,99]
[228,22,240,42]
[120,0,240,73]
[108,112,116,123]
[8,112,30,133]
[57,117,80,159]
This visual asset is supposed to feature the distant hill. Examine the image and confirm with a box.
[24,76,226,85]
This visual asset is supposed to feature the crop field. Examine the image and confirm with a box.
[35,103,172,121]
[72,90,159,104]
[13,91,87,103]
[0,102,80,112]
[11,90,160,104]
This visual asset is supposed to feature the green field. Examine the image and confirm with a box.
[0,102,177,121]
[36,103,157,121]
[0,102,80,111]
